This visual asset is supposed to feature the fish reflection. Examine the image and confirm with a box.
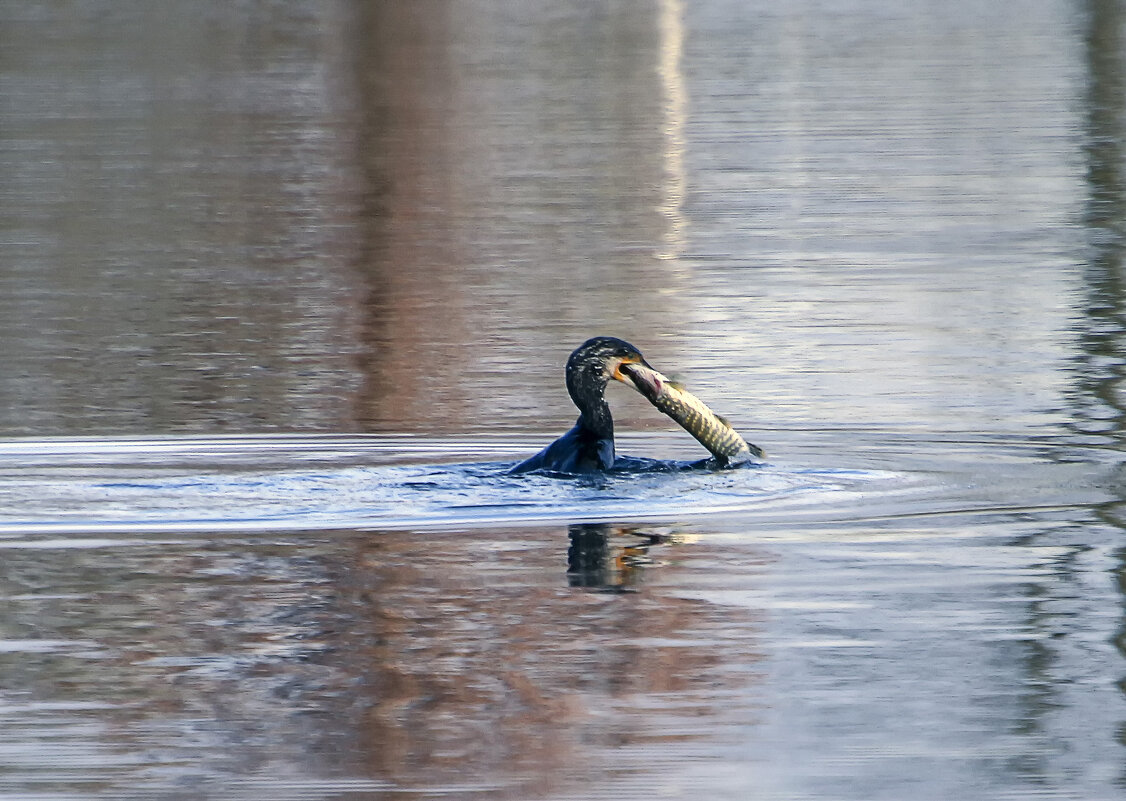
[567,522,667,591]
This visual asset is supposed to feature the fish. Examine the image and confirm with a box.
[621,362,763,466]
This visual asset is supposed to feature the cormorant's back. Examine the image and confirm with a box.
[509,420,615,474]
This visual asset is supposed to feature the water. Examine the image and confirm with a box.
[3,0,1126,798]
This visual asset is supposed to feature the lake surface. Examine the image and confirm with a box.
[2,1,1126,798]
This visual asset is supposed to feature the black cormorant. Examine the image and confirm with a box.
[509,337,652,474]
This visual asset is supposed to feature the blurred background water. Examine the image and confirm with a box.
[3,1,1126,799]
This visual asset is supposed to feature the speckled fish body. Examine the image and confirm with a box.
[623,364,763,465]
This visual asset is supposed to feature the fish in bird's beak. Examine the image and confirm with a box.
[617,360,669,401]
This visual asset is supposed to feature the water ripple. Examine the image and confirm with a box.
[0,432,1098,538]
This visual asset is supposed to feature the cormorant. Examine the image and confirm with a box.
[509,336,652,474]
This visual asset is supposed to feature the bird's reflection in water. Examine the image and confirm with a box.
[567,523,667,591]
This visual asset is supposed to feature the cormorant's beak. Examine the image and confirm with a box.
[616,360,667,401]
[611,356,648,385]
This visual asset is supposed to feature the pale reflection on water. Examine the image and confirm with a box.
[3,0,1126,798]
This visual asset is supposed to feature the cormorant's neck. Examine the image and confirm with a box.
[577,400,614,439]
[567,367,614,439]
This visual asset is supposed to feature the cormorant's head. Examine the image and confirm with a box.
[565,336,652,408]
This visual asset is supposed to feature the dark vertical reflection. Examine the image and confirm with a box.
[1078,0,1126,777]
[1074,0,1126,443]
[342,1,475,432]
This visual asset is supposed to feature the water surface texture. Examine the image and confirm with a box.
[3,1,1126,799]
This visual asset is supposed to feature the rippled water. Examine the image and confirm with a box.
[4,0,1126,799]
[0,434,915,534]
[4,431,1123,799]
